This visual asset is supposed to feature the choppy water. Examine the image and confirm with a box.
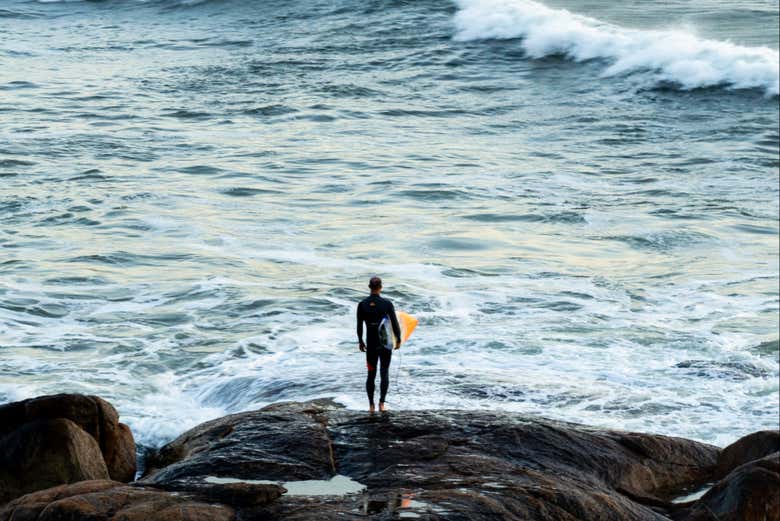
[1,0,778,449]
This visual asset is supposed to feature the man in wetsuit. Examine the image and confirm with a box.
[356,276,401,412]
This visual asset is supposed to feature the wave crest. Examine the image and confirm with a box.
[453,0,780,95]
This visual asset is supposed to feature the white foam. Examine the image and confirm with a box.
[122,372,226,447]
[453,0,780,95]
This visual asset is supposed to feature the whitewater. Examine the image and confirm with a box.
[454,0,779,95]
[0,0,777,452]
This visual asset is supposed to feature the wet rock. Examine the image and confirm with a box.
[142,399,336,484]
[153,478,286,507]
[679,453,780,521]
[141,400,722,520]
[9,395,772,520]
[0,394,136,483]
[716,430,780,478]
[0,480,235,521]
[0,418,109,504]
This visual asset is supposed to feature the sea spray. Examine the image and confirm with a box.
[453,0,780,95]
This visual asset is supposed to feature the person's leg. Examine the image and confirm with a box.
[378,348,393,409]
[366,349,379,411]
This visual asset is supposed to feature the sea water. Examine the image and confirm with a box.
[0,0,777,450]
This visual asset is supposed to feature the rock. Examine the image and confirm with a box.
[9,396,771,520]
[0,418,109,504]
[142,400,336,484]
[0,394,136,484]
[155,480,285,507]
[0,393,284,515]
[716,430,780,478]
[140,400,722,520]
[108,422,136,482]
[0,480,235,521]
[678,453,780,521]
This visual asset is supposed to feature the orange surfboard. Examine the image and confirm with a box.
[397,311,418,344]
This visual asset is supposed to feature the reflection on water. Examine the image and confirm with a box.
[204,474,366,496]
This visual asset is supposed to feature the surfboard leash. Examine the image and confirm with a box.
[394,347,403,394]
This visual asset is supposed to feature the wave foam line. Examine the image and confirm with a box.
[453,0,779,95]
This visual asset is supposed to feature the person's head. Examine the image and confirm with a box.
[368,276,382,294]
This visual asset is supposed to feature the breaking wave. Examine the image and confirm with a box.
[453,0,780,95]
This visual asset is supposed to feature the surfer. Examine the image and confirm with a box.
[356,276,401,413]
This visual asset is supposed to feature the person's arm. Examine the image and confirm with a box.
[389,302,402,349]
[356,303,366,352]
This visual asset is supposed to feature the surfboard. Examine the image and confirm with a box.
[397,311,418,343]
[379,311,418,350]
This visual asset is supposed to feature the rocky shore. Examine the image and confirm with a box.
[0,394,777,520]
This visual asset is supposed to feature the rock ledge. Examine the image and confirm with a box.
[2,396,778,521]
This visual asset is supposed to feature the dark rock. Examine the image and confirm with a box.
[716,430,780,478]
[153,478,286,507]
[0,394,136,483]
[0,418,109,504]
[0,480,235,521]
[140,400,721,520]
[9,396,772,520]
[678,453,780,521]
[142,399,336,484]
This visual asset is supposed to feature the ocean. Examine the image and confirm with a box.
[1,0,778,451]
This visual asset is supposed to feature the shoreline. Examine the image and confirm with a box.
[2,393,777,520]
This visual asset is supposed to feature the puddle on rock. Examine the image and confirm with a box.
[204,476,277,485]
[205,474,366,496]
[283,475,366,496]
[671,484,713,504]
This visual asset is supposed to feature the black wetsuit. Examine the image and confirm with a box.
[356,294,401,405]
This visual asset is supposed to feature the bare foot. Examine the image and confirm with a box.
[379,402,387,412]
[369,404,375,413]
